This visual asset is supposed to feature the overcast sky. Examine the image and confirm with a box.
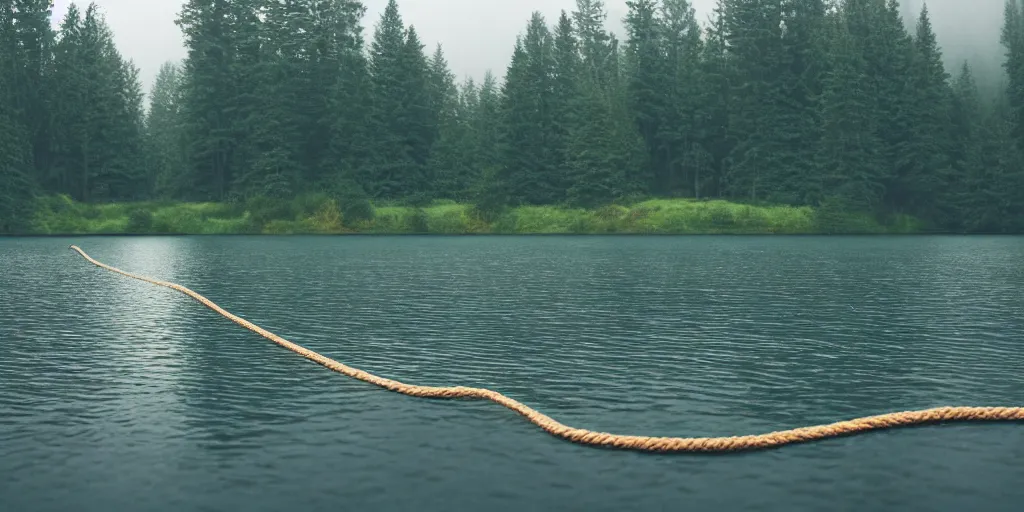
[50,0,1004,96]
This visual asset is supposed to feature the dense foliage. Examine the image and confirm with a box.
[1,0,1022,233]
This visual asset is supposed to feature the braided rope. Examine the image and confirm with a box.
[69,245,1023,452]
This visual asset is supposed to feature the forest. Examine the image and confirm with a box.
[1,0,1023,234]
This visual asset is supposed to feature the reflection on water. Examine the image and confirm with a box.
[1,235,1023,512]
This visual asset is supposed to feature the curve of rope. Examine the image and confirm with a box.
[69,245,1023,453]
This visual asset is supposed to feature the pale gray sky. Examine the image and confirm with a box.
[49,0,1003,97]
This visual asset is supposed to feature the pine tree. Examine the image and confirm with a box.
[0,1,35,231]
[694,0,734,199]
[175,0,236,200]
[659,0,705,197]
[471,71,502,179]
[896,4,953,223]
[47,3,83,197]
[855,0,916,213]
[945,62,984,229]
[8,0,53,181]
[427,45,475,200]
[566,82,626,207]
[0,0,43,232]
[101,55,147,200]
[231,0,303,199]
[322,0,373,192]
[562,1,647,205]
[496,13,560,205]
[573,0,615,86]
[147,62,187,198]
[309,0,369,188]
[624,0,666,190]
[816,7,885,210]
[967,95,1024,232]
[366,0,434,200]
[771,0,827,204]
[468,70,506,213]
[720,0,789,201]
[366,0,408,199]
[0,105,35,232]
[1001,0,1024,149]
[400,26,437,202]
[548,11,580,198]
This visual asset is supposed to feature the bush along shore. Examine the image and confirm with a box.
[21,194,924,236]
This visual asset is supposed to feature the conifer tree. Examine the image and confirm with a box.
[367,0,434,200]
[816,7,885,210]
[146,62,186,198]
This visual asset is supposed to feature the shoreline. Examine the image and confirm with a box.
[2,231,999,238]
[16,194,931,237]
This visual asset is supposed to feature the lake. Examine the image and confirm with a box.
[1,235,1022,511]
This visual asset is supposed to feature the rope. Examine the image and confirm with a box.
[69,245,1024,453]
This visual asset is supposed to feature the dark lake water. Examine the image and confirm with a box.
[2,235,1023,511]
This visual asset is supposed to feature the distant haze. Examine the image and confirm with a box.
[49,0,1005,97]
[901,0,1005,93]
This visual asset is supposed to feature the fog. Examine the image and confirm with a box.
[901,0,1006,94]
[49,0,1007,95]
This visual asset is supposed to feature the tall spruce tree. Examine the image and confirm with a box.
[895,5,953,224]
[146,62,186,198]
[497,13,560,205]
[175,0,236,201]
[1001,0,1024,150]
[323,0,373,192]
[660,0,705,197]
[694,0,734,199]
[0,0,42,231]
[427,45,475,200]
[816,6,885,210]
[624,0,666,191]
[366,0,434,200]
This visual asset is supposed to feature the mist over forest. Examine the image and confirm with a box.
[897,0,1004,95]
[3,0,1024,236]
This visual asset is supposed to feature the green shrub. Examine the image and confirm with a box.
[245,196,296,227]
[293,192,332,217]
[340,195,374,225]
[407,208,429,233]
[568,215,596,234]
[23,194,918,235]
[307,199,344,233]
[707,203,734,227]
[126,209,154,233]
[815,196,860,234]
[152,208,202,234]
[426,205,474,234]
[468,203,504,225]
[319,177,375,226]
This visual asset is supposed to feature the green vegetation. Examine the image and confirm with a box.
[25,194,922,235]
[2,1,1022,235]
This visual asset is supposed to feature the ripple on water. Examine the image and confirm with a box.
[1,236,1023,512]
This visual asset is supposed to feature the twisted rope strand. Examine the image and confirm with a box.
[69,245,1024,453]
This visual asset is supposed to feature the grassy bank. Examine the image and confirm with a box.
[25,193,923,235]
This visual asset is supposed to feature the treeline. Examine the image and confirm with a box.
[2,0,1023,233]
[1,1,146,231]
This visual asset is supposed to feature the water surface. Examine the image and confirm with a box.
[2,236,1023,511]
